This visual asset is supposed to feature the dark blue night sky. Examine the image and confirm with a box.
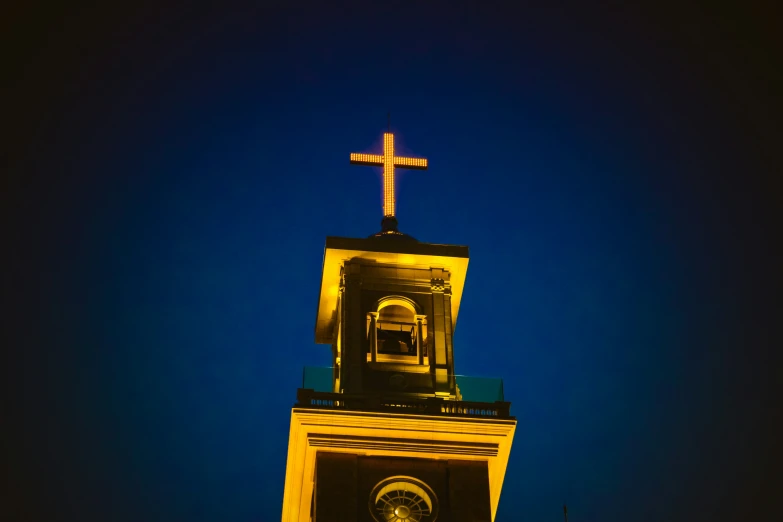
[6,3,780,521]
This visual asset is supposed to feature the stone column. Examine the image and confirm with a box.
[414,314,426,366]
[368,312,378,363]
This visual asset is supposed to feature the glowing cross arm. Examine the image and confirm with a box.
[349,153,384,166]
[393,156,428,170]
[350,153,427,170]
[349,132,428,218]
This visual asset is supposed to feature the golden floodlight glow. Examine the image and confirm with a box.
[281,408,515,522]
[350,132,428,217]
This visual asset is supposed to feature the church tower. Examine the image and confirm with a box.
[281,131,516,522]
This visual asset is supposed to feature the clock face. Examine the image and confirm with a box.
[369,476,438,522]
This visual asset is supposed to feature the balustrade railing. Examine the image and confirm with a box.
[296,388,512,419]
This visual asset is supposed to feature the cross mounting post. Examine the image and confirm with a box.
[349,132,428,218]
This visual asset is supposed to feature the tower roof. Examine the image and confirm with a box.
[315,236,469,344]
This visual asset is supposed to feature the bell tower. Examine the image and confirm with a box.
[281,130,516,522]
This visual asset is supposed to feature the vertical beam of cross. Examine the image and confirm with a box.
[350,132,428,218]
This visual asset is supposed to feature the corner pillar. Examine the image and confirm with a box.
[430,271,454,396]
[343,264,364,393]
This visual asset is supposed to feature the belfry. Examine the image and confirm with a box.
[281,130,516,522]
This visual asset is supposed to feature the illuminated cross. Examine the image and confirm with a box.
[350,132,428,218]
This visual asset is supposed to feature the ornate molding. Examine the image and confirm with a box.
[308,433,499,456]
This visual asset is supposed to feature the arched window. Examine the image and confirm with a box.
[377,304,416,355]
[368,297,427,364]
[369,476,438,522]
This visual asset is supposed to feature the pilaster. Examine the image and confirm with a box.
[414,314,426,366]
[343,264,364,393]
[430,269,453,396]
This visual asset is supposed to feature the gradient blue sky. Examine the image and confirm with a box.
[5,3,780,522]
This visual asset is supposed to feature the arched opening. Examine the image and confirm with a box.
[368,297,427,364]
[377,304,416,355]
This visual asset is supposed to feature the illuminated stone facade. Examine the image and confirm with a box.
[281,133,515,522]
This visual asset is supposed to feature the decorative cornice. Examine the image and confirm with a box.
[292,407,516,438]
[308,433,498,457]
